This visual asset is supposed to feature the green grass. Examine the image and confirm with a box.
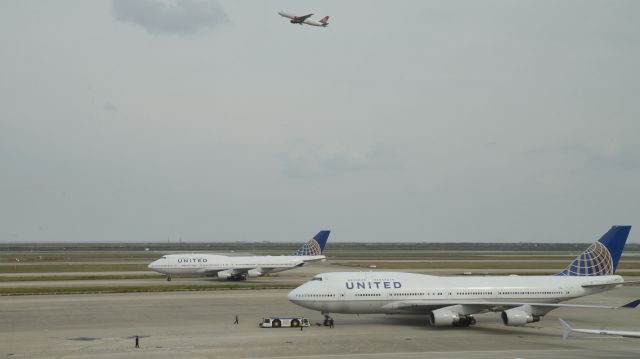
[0,252,161,263]
[335,261,640,270]
[0,264,149,273]
[0,283,297,296]
[0,274,164,282]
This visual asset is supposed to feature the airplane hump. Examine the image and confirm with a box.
[557,226,631,276]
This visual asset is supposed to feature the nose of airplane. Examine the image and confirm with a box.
[148,260,157,270]
[287,287,299,302]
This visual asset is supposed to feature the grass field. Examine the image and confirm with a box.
[0,264,148,273]
[0,274,163,282]
[334,261,640,270]
[0,283,297,296]
[1,245,637,295]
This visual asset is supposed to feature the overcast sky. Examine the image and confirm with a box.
[1,1,639,243]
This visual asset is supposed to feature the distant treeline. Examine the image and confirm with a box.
[1,242,638,252]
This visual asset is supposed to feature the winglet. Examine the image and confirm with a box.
[293,230,331,256]
[559,318,572,340]
[621,299,640,308]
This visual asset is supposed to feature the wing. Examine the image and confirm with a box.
[386,300,640,314]
[297,14,313,21]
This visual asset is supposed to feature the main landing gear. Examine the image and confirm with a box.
[166,275,172,282]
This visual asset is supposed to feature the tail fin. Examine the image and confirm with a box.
[293,230,331,256]
[557,226,631,276]
[319,16,329,25]
[559,318,572,340]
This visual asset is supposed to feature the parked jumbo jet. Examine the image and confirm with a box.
[278,11,329,27]
[149,231,330,281]
[289,226,639,327]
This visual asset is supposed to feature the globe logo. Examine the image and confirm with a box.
[294,239,322,256]
[558,242,613,276]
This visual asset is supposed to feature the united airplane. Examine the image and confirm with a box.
[289,226,639,327]
[278,11,329,27]
[148,230,330,281]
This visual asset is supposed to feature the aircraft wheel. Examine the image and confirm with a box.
[167,276,172,282]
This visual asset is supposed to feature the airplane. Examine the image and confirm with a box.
[560,318,640,339]
[148,230,330,281]
[278,11,329,27]
[288,226,639,327]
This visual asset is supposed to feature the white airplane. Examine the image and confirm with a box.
[560,318,640,339]
[289,226,639,327]
[148,231,330,281]
[278,11,329,27]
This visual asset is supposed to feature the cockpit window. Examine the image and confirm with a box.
[312,277,322,281]
[161,256,167,259]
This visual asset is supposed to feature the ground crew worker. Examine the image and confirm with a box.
[329,318,334,328]
[135,335,139,348]
[234,315,239,324]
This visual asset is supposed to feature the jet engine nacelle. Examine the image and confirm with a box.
[501,309,540,326]
[247,269,262,277]
[429,309,476,327]
[216,270,233,280]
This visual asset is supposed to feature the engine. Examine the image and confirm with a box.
[429,309,476,327]
[501,309,540,326]
[247,269,262,278]
[217,270,246,281]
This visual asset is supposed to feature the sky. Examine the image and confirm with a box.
[1,0,639,243]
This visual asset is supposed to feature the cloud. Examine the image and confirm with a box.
[279,143,400,179]
[528,141,640,172]
[112,0,229,35]
[103,101,118,112]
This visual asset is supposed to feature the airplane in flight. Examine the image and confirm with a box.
[148,230,330,281]
[560,318,640,339]
[288,226,639,327]
[278,11,329,27]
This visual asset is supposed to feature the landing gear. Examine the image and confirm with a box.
[453,315,476,327]
[167,275,172,282]
[226,274,247,281]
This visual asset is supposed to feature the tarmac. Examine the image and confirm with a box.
[1,282,639,358]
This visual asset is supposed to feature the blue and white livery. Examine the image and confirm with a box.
[149,230,330,281]
[289,226,638,327]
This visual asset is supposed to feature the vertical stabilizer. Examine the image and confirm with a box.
[293,230,331,256]
[557,226,631,276]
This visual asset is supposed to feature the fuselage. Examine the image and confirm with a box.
[288,271,623,314]
[278,11,328,27]
[148,254,325,276]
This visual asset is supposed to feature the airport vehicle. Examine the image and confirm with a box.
[278,11,329,27]
[260,316,310,328]
[288,226,639,327]
[148,231,330,281]
[560,318,640,339]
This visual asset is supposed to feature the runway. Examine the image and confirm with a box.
[1,287,638,358]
